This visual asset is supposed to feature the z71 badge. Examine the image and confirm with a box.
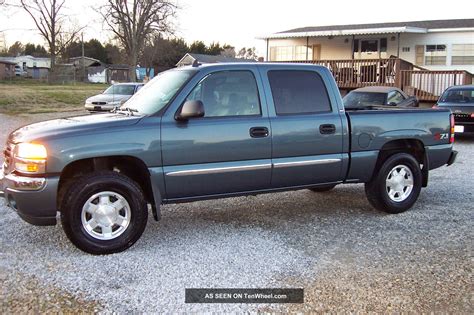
[435,133,449,140]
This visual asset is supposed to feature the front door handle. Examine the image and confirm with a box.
[250,127,269,138]
[319,124,336,134]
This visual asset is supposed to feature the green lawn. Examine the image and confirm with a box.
[0,80,108,115]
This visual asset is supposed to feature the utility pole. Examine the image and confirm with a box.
[81,32,85,82]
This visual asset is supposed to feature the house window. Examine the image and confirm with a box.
[380,38,387,53]
[295,46,313,61]
[452,44,474,65]
[269,46,294,61]
[353,39,359,53]
[425,45,447,65]
[361,40,378,53]
[402,47,410,52]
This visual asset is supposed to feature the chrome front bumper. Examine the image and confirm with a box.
[0,166,46,193]
[1,165,59,226]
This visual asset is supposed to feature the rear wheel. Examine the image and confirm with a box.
[60,171,148,255]
[365,153,422,214]
[309,184,337,192]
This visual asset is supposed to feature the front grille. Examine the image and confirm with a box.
[3,142,13,172]
[92,101,107,105]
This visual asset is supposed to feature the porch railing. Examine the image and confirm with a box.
[400,70,473,101]
[277,58,473,101]
[280,58,414,89]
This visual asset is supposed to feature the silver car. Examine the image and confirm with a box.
[85,83,144,111]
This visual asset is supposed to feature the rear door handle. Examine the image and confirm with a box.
[250,127,269,138]
[319,124,336,134]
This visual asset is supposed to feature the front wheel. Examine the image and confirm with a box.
[60,171,148,255]
[365,153,422,214]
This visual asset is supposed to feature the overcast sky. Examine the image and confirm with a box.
[1,0,473,56]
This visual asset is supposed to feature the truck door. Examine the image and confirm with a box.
[262,68,345,188]
[161,68,272,199]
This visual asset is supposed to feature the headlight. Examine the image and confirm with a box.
[85,99,93,105]
[13,143,47,174]
[108,100,122,105]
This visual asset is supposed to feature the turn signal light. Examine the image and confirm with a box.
[450,114,455,144]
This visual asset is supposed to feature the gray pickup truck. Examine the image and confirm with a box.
[0,63,457,254]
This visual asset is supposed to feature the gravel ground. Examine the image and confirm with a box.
[0,112,472,312]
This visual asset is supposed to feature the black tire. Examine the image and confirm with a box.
[309,184,337,192]
[365,153,422,214]
[60,171,148,255]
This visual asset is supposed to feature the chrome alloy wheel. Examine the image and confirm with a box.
[81,191,131,240]
[386,165,414,202]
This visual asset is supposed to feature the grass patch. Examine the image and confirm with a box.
[0,80,107,115]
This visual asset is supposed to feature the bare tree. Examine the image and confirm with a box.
[19,0,82,71]
[237,47,258,60]
[99,0,177,81]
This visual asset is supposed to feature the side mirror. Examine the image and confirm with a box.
[175,100,205,121]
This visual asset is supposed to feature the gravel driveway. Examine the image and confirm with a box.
[0,113,472,312]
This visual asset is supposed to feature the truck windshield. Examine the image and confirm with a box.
[440,89,474,104]
[343,92,386,108]
[121,70,196,115]
[104,84,136,95]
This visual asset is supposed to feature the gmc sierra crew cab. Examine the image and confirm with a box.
[0,63,458,254]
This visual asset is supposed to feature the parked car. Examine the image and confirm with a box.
[85,83,144,112]
[0,63,457,254]
[343,86,419,109]
[434,85,474,134]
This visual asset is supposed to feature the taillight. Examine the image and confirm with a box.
[471,113,474,118]
[432,104,439,109]
[450,114,455,143]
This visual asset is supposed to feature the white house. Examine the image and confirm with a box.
[260,19,474,73]
[0,55,51,70]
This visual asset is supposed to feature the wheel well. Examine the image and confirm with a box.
[373,139,427,183]
[57,156,155,211]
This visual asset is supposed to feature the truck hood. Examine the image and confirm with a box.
[8,113,143,144]
[437,103,474,114]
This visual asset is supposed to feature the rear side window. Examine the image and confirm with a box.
[268,70,331,115]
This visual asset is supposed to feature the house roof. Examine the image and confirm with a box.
[70,56,102,63]
[0,60,17,65]
[260,19,474,39]
[176,53,255,66]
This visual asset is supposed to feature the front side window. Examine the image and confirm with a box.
[268,70,331,115]
[343,92,386,108]
[425,45,447,65]
[185,71,261,117]
[387,91,405,104]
